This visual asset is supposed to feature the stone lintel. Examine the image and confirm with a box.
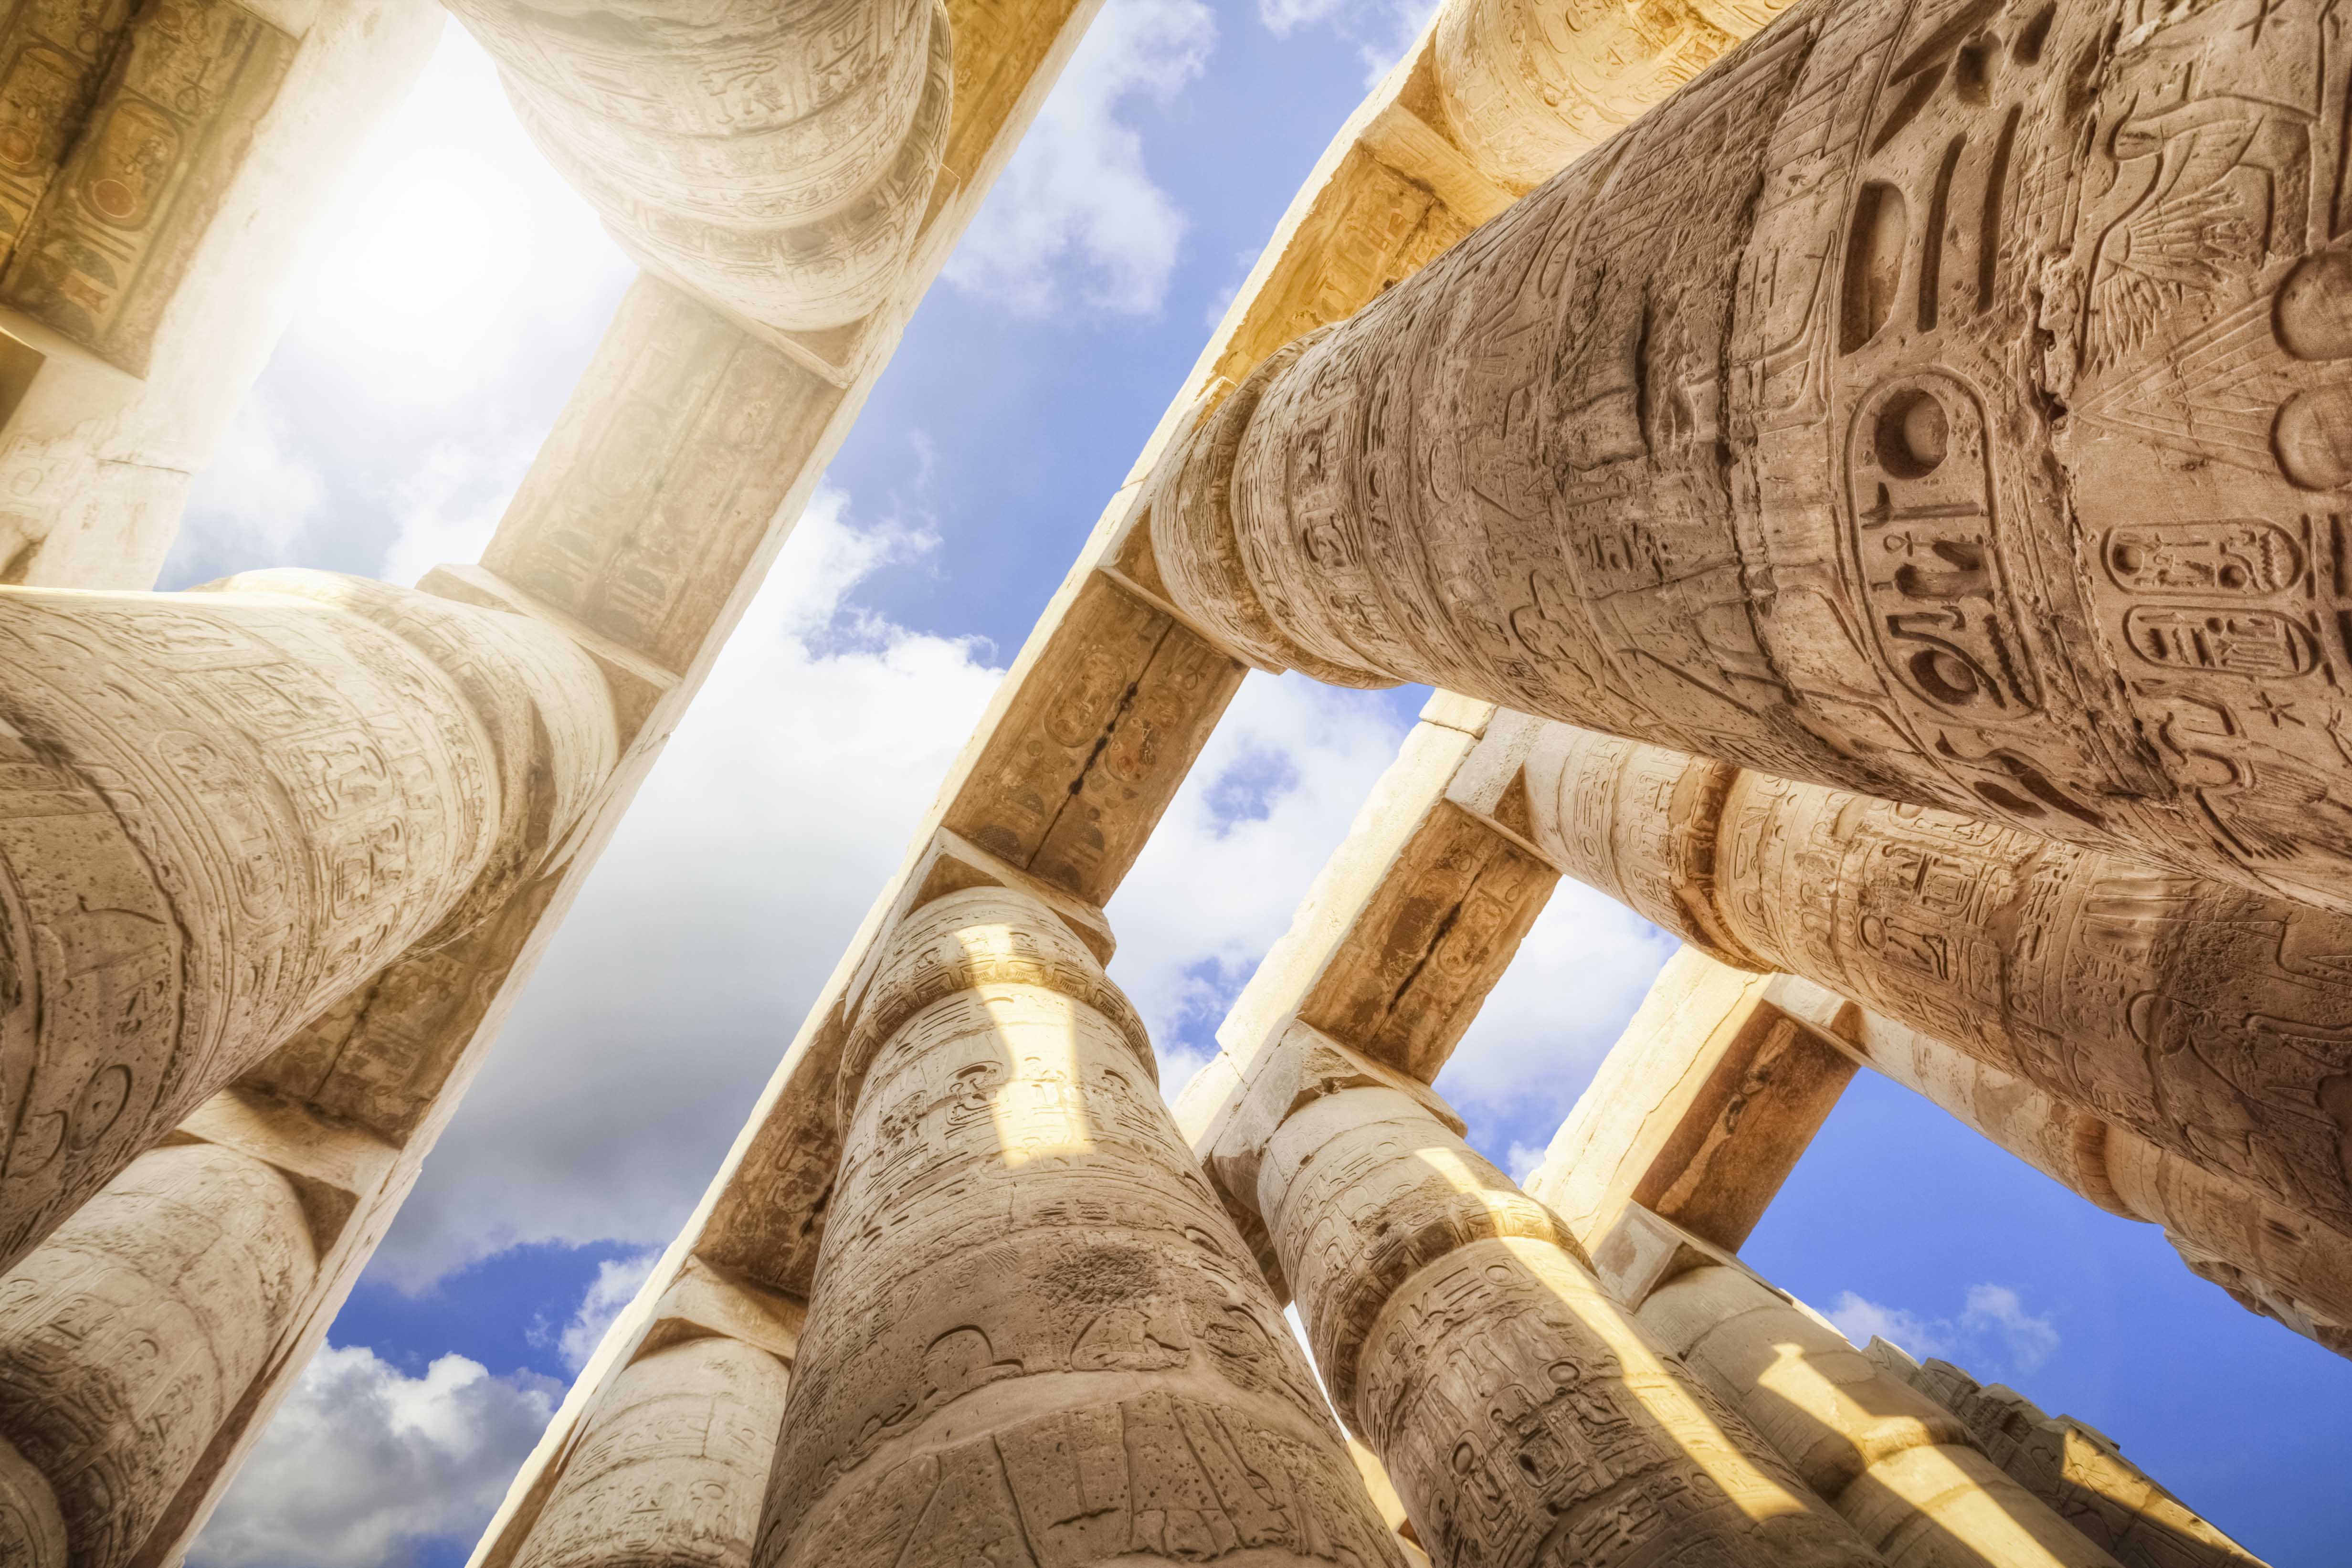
[634,1256,805,1367]
[1530,946,1859,1254]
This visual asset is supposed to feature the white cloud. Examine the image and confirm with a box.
[945,0,1215,316]
[1506,1142,1547,1183]
[1827,1284,2061,1377]
[169,395,327,570]
[188,1345,558,1568]
[1258,0,1343,37]
[534,1249,661,1372]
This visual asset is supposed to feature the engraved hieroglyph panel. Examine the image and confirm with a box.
[1253,1077,1882,1568]
[1149,0,2352,916]
[758,887,1404,1568]
[0,1142,314,1568]
[447,0,952,331]
[1526,721,2352,1249]
[512,1336,790,1568]
[0,0,295,372]
[0,572,613,1270]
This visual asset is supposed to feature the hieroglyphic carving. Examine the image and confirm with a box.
[444,0,953,332]
[0,0,136,255]
[1866,1339,2269,1568]
[1250,1062,1883,1568]
[0,1142,315,1568]
[1603,1205,2122,1568]
[1524,720,2352,1249]
[757,887,1403,1568]
[1147,0,2352,917]
[0,571,614,1270]
[511,1336,790,1568]
[0,0,296,372]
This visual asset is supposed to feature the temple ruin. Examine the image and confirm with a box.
[0,0,2335,1561]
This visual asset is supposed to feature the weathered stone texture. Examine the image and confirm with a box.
[0,1142,316,1568]
[756,886,1403,1568]
[1524,722,2352,1256]
[446,0,952,331]
[1246,1044,1884,1568]
[0,570,614,1270]
[1603,1208,2121,1568]
[1148,0,2352,918]
[1866,1339,2268,1568]
[511,1336,790,1568]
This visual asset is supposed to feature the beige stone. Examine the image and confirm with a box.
[0,1142,316,1568]
[1867,1340,2267,1568]
[755,886,1405,1568]
[0,0,442,590]
[445,0,952,332]
[1529,945,1857,1252]
[1522,722,2352,1253]
[0,570,614,1271]
[1250,1063,1884,1568]
[511,1336,790,1568]
[1147,0,2352,918]
[1603,1206,2121,1568]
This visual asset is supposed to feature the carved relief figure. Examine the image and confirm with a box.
[1147,0,2352,918]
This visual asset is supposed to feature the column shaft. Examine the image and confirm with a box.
[512,1336,791,1568]
[1147,0,2352,917]
[0,1142,317,1568]
[0,571,614,1269]
[1255,1064,1884,1568]
[445,0,952,330]
[754,887,1403,1568]
[1524,722,2352,1255]
[1607,1210,2120,1568]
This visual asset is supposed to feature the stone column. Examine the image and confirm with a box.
[1522,722,2352,1258]
[1432,0,1794,191]
[1145,0,2352,918]
[512,1336,791,1568]
[1864,1340,2268,1568]
[1237,1030,1884,1568]
[0,570,615,1270]
[753,886,1404,1568]
[0,1141,318,1568]
[445,0,952,331]
[1599,1205,2122,1568]
[1838,1007,2352,1359]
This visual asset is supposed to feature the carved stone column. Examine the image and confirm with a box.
[445,0,953,331]
[1522,722,2352,1255]
[1432,0,1794,190]
[0,571,615,1270]
[0,1142,318,1568]
[753,886,1404,1568]
[512,1336,791,1568]
[1599,1206,2122,1568]
[1864,1340,2268,1568]
[1840,1008,2352,1359]
[1146,0,2352,918]
[1239,1030,1884,1568]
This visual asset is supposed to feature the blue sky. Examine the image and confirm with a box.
[169,8,2348,1566]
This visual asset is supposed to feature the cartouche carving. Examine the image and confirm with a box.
[444,0,952,331]
[1524,722,2352,1252]
[0,571,615,1271]
[1254,1065,1885,1568]
[756,887,1405,1568]
[0,1143,316,1568]
[513,1336,791,1568]
[1147,0,2352,917]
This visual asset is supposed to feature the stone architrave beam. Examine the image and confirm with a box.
[1145,0,2352,920]
[1520,722,2352,1256]
[1864,1339,2269,1568]
[754,887,1406,1568]
[1595,1203,2124,1568]
[0,571,614,1273]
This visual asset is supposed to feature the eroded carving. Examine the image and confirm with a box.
[0,571,614,1270]
[756,886,1404,1568]
[1147,0,2352,917]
